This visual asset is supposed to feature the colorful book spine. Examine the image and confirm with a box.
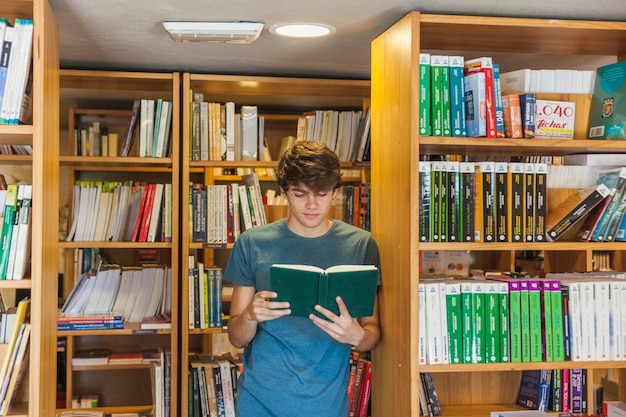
[502,93,523,138]
[519,93,537,138]
[419,53,431,136]
[461,281,473,364]
[509,162,525,242]
[485,281,501,363]
[497,281,510,362]
[549,369,563,412]
[534,163,547,242]
[494,162,509,242]
[447,161,460,242]
[480,161,495,243]
[464,57,496,137]
[430,55,446,136]
[527,280,543,362]
[449,55,466,137]
[419,161,431,242]
[445,282,463,364]
[519,280,531,362]
[524,163,536,242]
[540,280,554,362]
[492,63,506,138]
[460,162,475,242]
[471,280,486,363]
[431,159,443,242]
[464,70,487,137]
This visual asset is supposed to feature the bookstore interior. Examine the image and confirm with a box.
[2,2,626,417]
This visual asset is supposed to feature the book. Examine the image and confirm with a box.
[140,312,172,330]
[546,183,610,241]
[240,105,258,160]
[519,93,537,138]
[464,57,496,137]
[502,94,523,138]
[419,53,431,136]
[534,99,576,139]
[0,322,30,415]
[588,60,626,139]
[72,349,110,366]
[492,63,506,138]
[269,264,378,318]
[464,70,487,137]
[0,185,17,279]
[449,55,467,137]
[119,99,141,157]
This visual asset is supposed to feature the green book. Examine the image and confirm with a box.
[0,185,17,280]
[541,280,554,362]
[519,280,531,362]
[419,53,431,136]
[430,55,446,136]
[445,282,463,364]
[496,281,510,362]
[528,280,543,362]
[460,281,473,364]
[270,264,378,318]
[471,281,486,363]
[507,280,522,362]
[484,281,500,363]
[550,280,565,362]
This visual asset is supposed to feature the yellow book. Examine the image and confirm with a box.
[0,298,29,393]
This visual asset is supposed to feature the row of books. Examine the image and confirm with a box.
[550,166,626,242]
[0,18,34,126]
[150,348,172,417]
[65,181,172,243]
[500,68,597,95]
[418,372,441,417]
[419,55,577,140]
[188,354,240,417]
[0,298,30,416]
[0,184,32,280]
[419,273,626,366]
[71,348,162,366]
[60,263,172,325]
[187,259,223,330]
[190,172,265,245]
[347,352,372,417]
[516,369,593,414]
[0,145,31,155]
[419,159,548,243]
[296,107,371,162]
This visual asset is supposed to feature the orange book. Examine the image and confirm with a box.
[502,94,523,138]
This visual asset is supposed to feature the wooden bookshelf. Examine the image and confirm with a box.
[0,1,61,416]
[370,12,626,417]
[179,73,371,417]
[57,69,180,415]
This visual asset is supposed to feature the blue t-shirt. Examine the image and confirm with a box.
[224,219,380,417]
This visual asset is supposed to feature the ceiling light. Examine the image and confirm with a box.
[269,23,336,38]
[162,21,264,44]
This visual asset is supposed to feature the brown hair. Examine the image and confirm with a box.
[277,141,342,193]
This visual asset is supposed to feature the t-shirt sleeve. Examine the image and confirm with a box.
[223,232,256,287]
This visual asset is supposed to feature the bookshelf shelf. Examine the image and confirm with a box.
[371,11,626,417]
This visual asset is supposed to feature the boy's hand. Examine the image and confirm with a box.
[309,296,366,346]
[244,290,291,323]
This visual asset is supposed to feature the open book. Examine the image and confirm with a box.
[270,264,378,318]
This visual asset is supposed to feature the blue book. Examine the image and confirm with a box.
[464,71,486,137]
[492,64,506,137]
[449,56,467,137]
[519,93,537,138]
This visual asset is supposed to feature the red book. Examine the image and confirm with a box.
[356,359,372,417]
[465,57,496,138]
[138,183,156,242]
[130,183,149,242]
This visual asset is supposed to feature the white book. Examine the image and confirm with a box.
[146,183,164,242]
[92,187,112,242]
[417,283,427,365]
[240,105,258,160]
[0,22,20,123]
[579,280,596,361]
[94,266,121,314]
[143,265,166,319]
[197,262,205,329]
[621,280,626,360]
[161,266,172,314]
[82,268,110,314]
[128,267,156,322]
[424,281,443,364]
[609,280,623,360]
[4,185,23,280]
[594,279,611,361]
[218,359,236,417]
[498,68,532,94]
[111,267,134,315]
[10,20,33,125]
[237,184,253,231]
[139,99,149,157]
[438,281,450,364]
[230,183,241,241]
[161,183,172,242]
[561,280,583,361]
[225,101,236,161]
[121,268,142,321]
[146,99,155,157]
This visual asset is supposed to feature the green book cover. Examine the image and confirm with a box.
[461,281,473,363]
[419,161,431,242]
[440,55,451,136]
[0,184,17,280]
[519,280,531,362]
[541,280,554,362]
[431,160,443,242]
[485,281,500,363]
[270,264,378,318]
[550,280,565,362]
[445,282,463,364]
[587,60,626,139]
[439,161,449,242]
[507,280,522,362]
[419,53,431,136]
[471,281,486,363]
[447,161,460,242]
[497,281,510,362]
[430,55,445,136]
[528,280,543,362]
[459,162,475,242]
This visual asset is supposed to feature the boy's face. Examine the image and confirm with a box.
[283,184,338,237]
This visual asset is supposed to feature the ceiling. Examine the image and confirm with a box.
[49,0,626,80]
